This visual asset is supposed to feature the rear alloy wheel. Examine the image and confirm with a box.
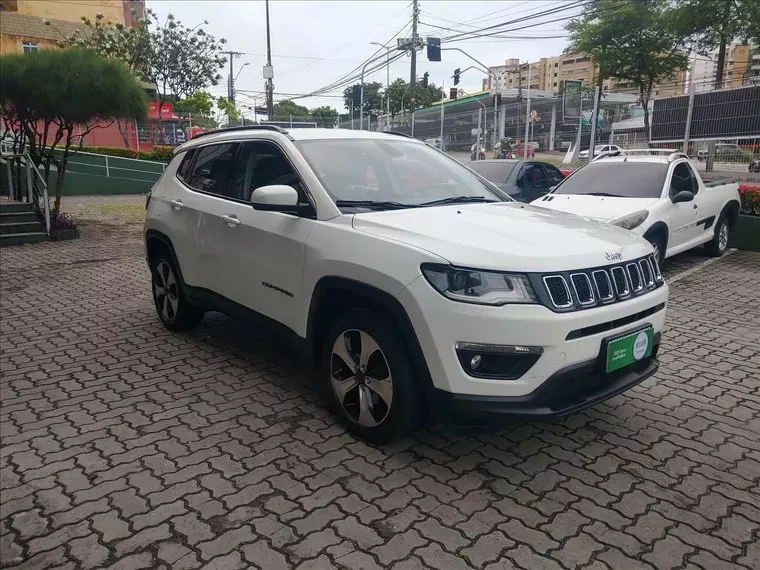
[324,310,421,444]
[705,215,729,257]
[151,257,204,331]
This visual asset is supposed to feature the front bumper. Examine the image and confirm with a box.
[429,334,660,424]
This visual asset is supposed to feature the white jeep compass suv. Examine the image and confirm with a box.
[144,126,669,444]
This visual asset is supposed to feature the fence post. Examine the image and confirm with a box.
[682,88,695,154]
[6,159,14,200]
[587,85,600,162]
[104,155,110,178]
[25,157,33,203]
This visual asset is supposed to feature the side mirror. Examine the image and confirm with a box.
[251,185,310,215]
[672,190,694,203]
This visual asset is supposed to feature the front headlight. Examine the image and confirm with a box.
[611,210,649,230]
[421,264,537,306]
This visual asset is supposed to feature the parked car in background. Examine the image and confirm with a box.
[424,137,445,151]
[145,126,668,443]
[512,143,535,159]
[579,144,622,160]
[467,159,565,202]
[532,150,741,264]
[697,143,743,162]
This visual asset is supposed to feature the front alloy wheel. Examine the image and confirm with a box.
[331,329,393,428]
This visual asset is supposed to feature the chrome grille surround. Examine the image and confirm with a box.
[543,275,573,309]
[536,254,663,312]
[570,273,595,306]
[626,263,644,294]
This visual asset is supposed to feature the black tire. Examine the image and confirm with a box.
[705,214,730,257]
[150,255,204,331]
[646,234,666,267]
[322,309,422,445]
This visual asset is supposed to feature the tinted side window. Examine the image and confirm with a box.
[670,162,696,196]
[235,141,302,202]
[176,149,195,182]
[517,164,547,189]
[544,164,564,186]
[187,143,238,199]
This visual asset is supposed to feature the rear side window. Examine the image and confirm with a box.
[176,149,195,182]
[187,143,239,199]
[670,162,697,196]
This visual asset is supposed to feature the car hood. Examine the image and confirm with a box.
[351,202,653,272]
[530,194,659,223]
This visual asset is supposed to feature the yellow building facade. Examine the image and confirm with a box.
[0,0,143,55]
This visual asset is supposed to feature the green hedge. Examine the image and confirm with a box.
[77,145,174,163]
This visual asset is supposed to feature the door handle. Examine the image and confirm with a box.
[693,204,698,209]
[170,199,184,211]
[222,214,241,226]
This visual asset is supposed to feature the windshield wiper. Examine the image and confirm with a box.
[583,192,624,197]
[420,196,498,206]
[334,200,417,210]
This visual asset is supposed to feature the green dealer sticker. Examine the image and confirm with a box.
[605,327,654,373]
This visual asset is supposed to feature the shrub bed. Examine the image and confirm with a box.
[738,184,760,216]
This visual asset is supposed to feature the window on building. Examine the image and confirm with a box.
[22,41,38,53]
[576,56,591,63]
[562,58,575,65]
[554,62,559,68]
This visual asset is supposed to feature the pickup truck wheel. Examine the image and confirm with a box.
[151,257,204,331]
[647,235,666,267]
[705,215,730,257]
[324,310,421,445]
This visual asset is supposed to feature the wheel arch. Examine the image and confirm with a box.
[643,221,669,252]
[145,230,186,286]
[722,200,741,226]
[306,276,434,403]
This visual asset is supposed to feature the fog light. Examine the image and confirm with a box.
[455,342,543,380]
[470,354,482,370]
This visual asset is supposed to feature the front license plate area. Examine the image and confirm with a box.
[605,326,654,373]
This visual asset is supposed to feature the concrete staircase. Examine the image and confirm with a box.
[0,201,48,246]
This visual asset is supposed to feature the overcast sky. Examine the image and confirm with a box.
[147,0,577,113]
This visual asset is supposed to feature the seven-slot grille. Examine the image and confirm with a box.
[543,254,662,311]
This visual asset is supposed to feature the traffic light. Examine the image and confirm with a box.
[494,93,502,107]
[453,68,460,86]
[351,85,361,107]
[449,87,458,100]
[426,37,441,62]
[422,72,429,88]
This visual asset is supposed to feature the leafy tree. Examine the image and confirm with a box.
[416,83,444,108]
[342,82,383,117]
[273,100,312,121]
[0,49,146,214]
[566,0,690,134]
[310,106,339,128]
[147,13,227,124]
[671,0,760,87]
[52,12,151,147]
[385,78,409,116]
[215,97,241,127]
[174,91,218,128]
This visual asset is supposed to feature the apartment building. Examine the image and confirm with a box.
[688,42,756,92]
[0,0,144,54]
[486,51,686,98]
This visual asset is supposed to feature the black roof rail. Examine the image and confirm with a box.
[190,125,290,141]
[384,131,413,139]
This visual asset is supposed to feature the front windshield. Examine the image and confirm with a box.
[295,139,506,208]
[553,163,668,198]
[467,162,518,184]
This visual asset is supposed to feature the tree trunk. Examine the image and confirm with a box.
[117,118,131,149]
[53,166,65,216]
[714,0,732,88]
[641,86,651,141]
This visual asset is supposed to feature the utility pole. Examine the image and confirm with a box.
[683,36,699,154]
[409,0,419,137]
[587,84,600,162]
[224,50,243,126]
[523,62,531,151]
[439,80,444,145]
[264,0,274,119]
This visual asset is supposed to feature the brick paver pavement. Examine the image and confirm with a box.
[1,223,759,570]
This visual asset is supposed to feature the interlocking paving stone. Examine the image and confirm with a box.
[1,209,758,569]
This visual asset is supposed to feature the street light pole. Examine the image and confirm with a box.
[265,0,274,119]
[371,42,392,130]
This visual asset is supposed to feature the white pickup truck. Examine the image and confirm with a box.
[532,151,741,264]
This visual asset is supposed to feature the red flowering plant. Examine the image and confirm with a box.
[738,185,760,216]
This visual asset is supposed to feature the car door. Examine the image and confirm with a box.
[542,163,565,190]
[209,140,313,334]
[666,161,700,250]
[515,162,550,202]
[173,142,240,292]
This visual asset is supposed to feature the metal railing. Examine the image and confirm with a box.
[1,152,51,235]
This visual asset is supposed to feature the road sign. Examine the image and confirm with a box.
[458,89,465,97]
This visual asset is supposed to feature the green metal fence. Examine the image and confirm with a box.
[46,151,166,195]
